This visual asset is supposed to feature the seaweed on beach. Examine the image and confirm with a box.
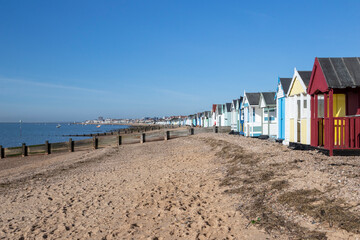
[204,138,329,239]
[279,189,360,234]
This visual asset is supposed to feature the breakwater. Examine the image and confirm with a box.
[0,126,227,159]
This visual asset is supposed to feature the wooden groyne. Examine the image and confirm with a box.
[0,126,220,159]
[62,125,177,137]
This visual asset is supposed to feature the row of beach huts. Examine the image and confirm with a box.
[167,57,360,156]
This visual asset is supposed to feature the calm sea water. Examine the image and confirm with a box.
[0,123,129,148]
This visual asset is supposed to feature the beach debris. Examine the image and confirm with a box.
[246,217,261,228]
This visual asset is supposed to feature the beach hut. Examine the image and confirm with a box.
[223,103,232,127]
[216,104,223,126]
[201,112,206,127]
[192,114,197,127]
[239,97,245,135]
[308,57,360,156]
[259,92,277,138]
[286,69,312,147]
[197,112,202,127]
[203,111,212,127]
[231,99,240,132]
[243,92,262,137]
[201,111,208,127]
[212,104,217,126]
[186,115,194,126]
[275,77,292,142]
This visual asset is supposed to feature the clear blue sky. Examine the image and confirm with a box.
[1,0,360,122]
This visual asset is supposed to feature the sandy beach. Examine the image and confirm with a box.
[1,133,360,239]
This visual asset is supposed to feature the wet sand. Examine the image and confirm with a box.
[0,133,359,239]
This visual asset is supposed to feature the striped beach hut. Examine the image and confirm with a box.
[286,69,312,147]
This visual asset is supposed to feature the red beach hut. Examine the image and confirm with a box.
[307,57,360,156]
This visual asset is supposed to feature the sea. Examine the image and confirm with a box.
[0,123,129,148]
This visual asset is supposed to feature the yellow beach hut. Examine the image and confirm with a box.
[285,68,312,148]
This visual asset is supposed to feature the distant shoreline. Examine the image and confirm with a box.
[74,122,154,126]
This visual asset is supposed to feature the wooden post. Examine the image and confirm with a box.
[140,133,146,143]
[213,126,218,133]
[22,143,28,157]
[314,94,319,146]
[0,145,4,159]
[118,135,122,145]
[324,93,328,148]
[329,90,334,156]
[93,136,98,149]
[68,138,74,152]
[45,141,51,155]
[190,128,194,135]
[165,131,170,140]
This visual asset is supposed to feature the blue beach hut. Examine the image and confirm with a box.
[239,97,245,135]
[275,77,291,141]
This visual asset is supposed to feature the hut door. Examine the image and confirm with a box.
[297,99,301,142]
[278,98,285,139]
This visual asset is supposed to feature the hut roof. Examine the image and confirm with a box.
[298,71,312,87]
[246,93,261,105]
[280,78,292,93]
[318,57,360,88]
[261,92,276,105]
[226,103,232,112]
[232,99,237,106]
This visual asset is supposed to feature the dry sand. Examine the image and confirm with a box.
[0,133,359,239]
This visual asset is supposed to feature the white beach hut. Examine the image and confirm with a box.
[243,92,262,137]
[259,92,277,138]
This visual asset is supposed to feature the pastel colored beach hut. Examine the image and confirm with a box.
[231,97,243,133]
[216,104,223,127]
[243,92,262,137]
[275,77,291,142]
[308,57,360,156]
[200,112,205,127]
[192,114,197,127]
[230,99,239,132]
[212,104,217,126]
[286,69,312,147]
[223,103,232,127]
[239,98,245,135]
[259,92,277,138]
[203,111,212,127]
[197,112,202,127]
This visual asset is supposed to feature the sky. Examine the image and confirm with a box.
[1,0,360,122]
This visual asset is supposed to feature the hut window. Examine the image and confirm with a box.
[264,109,268,121]
[269,108,276,121]
[304,99,307,109]
[318,95,324,118]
